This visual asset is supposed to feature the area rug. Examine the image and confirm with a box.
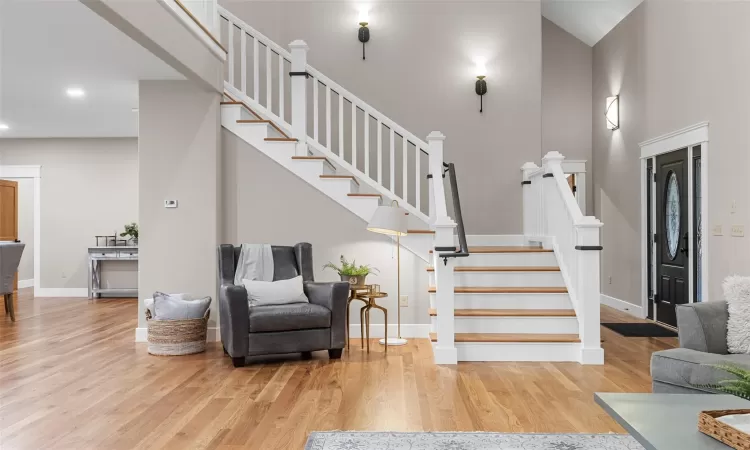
[304,432,644,449]
[601,322,677,337]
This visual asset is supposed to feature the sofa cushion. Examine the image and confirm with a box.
[248,303,331,333]
[651,348,750,391]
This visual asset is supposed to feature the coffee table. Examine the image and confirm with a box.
[595,393,750,450]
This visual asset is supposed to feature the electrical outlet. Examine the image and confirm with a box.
[399,295,408,307]
[608,276,612,285]
[164,200,178,208]
[731,225,745,237]
[712,225,723,236]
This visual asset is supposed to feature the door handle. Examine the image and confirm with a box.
[680,232,689,255]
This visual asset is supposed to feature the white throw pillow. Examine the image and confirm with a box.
[148,292,212,320]
[722,275,750,354]
[242,276,309,306]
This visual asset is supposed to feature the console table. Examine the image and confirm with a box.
[88,246,138,298]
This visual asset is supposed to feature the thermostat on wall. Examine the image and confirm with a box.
[164,200,178,208]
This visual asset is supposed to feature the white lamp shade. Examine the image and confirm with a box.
[605,95,619,130]
[367,205,407,236]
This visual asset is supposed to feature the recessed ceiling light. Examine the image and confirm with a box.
[0,123,9,131]
[66,87,85,98]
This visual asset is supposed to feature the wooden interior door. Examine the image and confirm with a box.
[0,179,19,313]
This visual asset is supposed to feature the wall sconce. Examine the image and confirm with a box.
[358,10,370,60]
[605,95,619,130]
[475,63,487,113]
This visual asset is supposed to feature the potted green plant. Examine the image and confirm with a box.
[323,255,378,287]
[120,222,139,246]
[698,364,750,400]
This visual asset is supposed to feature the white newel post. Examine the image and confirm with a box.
[542,151,564,238]
[427,131,457,365]
[575,217,604,364]
[289,40,309,156]
[521,162,539,242]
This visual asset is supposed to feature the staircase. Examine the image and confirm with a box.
[216,6,603,365]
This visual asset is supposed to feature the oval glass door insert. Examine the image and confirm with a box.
[666,171,680,259]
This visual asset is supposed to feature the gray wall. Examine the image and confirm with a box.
[542,17,593,215]
[0,138,138,289]
[138,80,221,328]
[220,0,543,235]
[593,0,750,305]
[222,130,430,325]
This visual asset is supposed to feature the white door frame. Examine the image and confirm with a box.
[561,159,587,214]
[639,122,709,321]
[0,165,42,293]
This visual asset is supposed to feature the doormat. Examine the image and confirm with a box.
[305,432,644,450]
[602,322,677,337]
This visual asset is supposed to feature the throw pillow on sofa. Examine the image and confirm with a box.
[242,275,309,306]
[146,292,212,320]
[722,275,750,353]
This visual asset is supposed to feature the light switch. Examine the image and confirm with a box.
[712,225,723,236]
[164,200,178,208]
[731,225,745,237]
[731,201,737,214]
[400,295,409,307]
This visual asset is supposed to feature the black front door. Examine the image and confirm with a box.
[655,149,689,327]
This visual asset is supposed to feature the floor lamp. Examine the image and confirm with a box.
[367,200,408,346]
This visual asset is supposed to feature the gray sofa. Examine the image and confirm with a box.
[218,243,349,367]
[651,301,750,393]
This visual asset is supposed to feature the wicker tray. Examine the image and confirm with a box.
[699,409,750,450]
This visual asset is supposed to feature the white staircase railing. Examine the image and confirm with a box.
[218,7,431,223]
[522,151,604,365]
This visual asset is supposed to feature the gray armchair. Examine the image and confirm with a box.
[1,242,25,322]
[651,301,750,393]
[218,243,349,367]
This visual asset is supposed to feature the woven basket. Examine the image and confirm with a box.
[145,307,210,356]
[698,409,750,450]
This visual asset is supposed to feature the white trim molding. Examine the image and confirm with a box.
[18,279,34,289]
[0,165,42,297]
[601,294,645,319]
[135,327,221,343]
[348,324,431,339]
[639,122,709,159]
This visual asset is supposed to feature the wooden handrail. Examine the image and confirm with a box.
[174,0,227,54]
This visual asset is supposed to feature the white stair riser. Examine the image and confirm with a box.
[239,108,257,120]
[235,123,270,143]
[430,293,573,310]
[346,197,380,219]
[457,252,558,267]
[433,342,581,362]
[430,316,579,334]
[319,179,355,197]
[429,271,564,288]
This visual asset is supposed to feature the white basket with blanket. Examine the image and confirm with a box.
[145,292,212,356]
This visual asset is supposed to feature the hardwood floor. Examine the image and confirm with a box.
[0,289,676,450]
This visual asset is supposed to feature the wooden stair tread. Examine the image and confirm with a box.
[320,175,360,186]
[348,193,381,198]
[407,230,435,234]
[265,137,298,142]
[429,246,552,254]
[429,332,580,343]
[428,286,568,294]
[428,308,575,317]
[426,266,560,272]
[292,156,329,161]
[222,92,292,139]
[237,119,271,123]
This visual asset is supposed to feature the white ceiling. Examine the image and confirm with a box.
[0,0,183,138]
[542,0,644,47]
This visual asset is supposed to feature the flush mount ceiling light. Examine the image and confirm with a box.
[605,95,619,130]
[357,9,370,60]
[66,87,86,98]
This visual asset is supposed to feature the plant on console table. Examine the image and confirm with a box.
[120,222,139,246]
[323,255,378,288]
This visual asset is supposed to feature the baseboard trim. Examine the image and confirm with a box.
[135,327,221,343]
[34,288,89,298]
[348,324,430,339]
[601,294,645,319]
[18,279,34,289]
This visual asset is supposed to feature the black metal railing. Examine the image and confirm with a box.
[435,162,470,264]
